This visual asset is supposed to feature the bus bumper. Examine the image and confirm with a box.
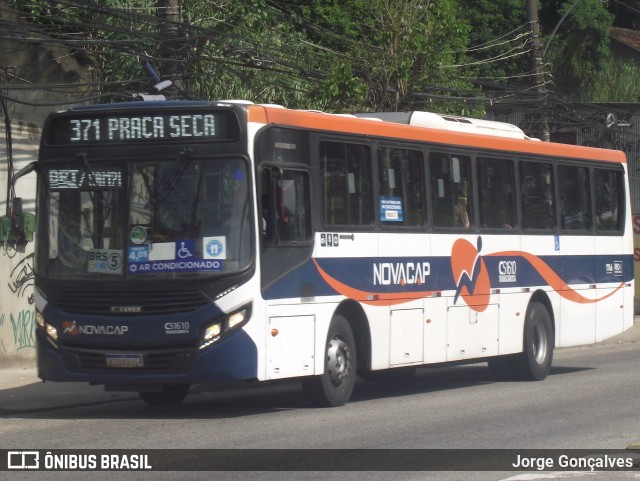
[36,329,258,386]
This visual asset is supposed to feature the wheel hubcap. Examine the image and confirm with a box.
[327,337,352,387]
[532,322,548,364]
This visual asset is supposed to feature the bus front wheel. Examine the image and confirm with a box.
[303,315,356,407]
[139,384,190,407]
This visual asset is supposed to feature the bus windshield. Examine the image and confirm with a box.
[37,156,252,279]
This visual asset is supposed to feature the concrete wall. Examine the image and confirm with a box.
[0,0,92,124]
[0,119,39,366]
[1,1,90,367]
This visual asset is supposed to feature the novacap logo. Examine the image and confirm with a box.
[451,236,490,312]
[62,320,78,335]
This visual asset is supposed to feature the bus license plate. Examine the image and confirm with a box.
[105,353,144,368]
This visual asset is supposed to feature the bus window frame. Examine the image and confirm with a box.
[428,149,476,232]
[517,157,557,234]
[376,142,428,231]
[316,136,376,231]
[556,161,594,234]
[592,163,626,236]
[258,164,313,247]
[477,154,518,232]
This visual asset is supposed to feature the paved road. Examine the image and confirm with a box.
[1,321,639,481]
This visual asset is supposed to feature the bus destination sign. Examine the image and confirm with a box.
[48,110,239,145]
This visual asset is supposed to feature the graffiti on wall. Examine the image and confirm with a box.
[1,122,40,360]
[2,246,36,352]
[9,309,35,350]
[8,252,34,304]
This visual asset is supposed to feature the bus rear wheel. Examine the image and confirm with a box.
[139,384,190,407]
[303,315,356,407]
[514,302,554,381]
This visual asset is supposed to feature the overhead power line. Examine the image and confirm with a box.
[0,0,561,113]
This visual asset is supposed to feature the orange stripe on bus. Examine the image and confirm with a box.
[313,252,624,307]
[489,251,625,303]
[247,105,626,164]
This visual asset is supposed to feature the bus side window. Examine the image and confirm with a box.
[429,152,473,228]
[558,164,591,231]
[594,168,623,232]
[320,141,373,227]
[378,146,425,226]
[478,157,516,229]
[261,167,311,244]
[520,161,555,230]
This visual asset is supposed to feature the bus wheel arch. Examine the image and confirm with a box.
[302,300,369,407]
[303,313,357,406]
[488,291,555,381]
[528,290,556,340]
[334,299,371,374]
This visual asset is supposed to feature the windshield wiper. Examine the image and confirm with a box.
[147,148,194,210]
[76,152,112,248]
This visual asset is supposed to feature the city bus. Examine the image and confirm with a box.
[20,99,633,407]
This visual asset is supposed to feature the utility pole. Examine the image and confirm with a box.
[527,0,550,141]
[157,0,183,91]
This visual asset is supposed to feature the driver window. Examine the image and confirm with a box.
[261,168,311,244]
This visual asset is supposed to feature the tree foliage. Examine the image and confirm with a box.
[7,0,473,112]
[458,0,531,87]
[544,0,614,98]
[587,57,640,102]
[7,0,640,111]
[285,0,471,112]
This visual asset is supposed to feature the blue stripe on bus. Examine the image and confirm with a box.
[262,254,633,300]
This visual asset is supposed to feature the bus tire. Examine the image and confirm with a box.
[514,302,554,381]
[139,384,190,407]
[303,315,356,407]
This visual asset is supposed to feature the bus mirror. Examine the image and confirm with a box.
[11,162,36,187]
[10,197,27,246]
[23,212,36,242]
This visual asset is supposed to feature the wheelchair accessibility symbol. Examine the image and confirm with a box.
[176,240,195,260]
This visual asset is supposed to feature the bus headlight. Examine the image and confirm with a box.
[46,323,59,340]
[36,310,46,329]
[36,310,60,347]
[198,303,252,350]
[199,321,222,350]
[226,310,247,330]
[203,323,222,342]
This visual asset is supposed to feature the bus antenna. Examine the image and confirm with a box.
[134,59,173,101]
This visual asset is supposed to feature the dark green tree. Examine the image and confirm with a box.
[542,0,614,99]
[269,0,473,112]
[458,0,531,87]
